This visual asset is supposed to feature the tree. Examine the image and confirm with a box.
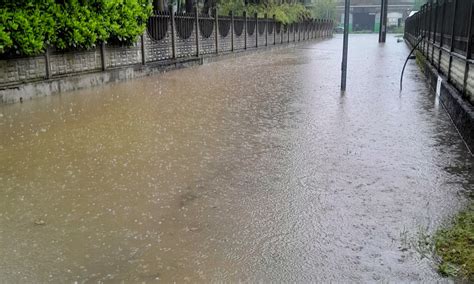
[202,0,218,14]
[311,0,336,20]
[152,0,167,11]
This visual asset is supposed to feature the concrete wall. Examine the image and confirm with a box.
[0,56,46,86]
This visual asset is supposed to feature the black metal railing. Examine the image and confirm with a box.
[147,11,170,41]
[405,0,473,102]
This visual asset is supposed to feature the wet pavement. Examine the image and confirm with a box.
[0,34,473,282]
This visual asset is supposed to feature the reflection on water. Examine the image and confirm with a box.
[0,35,473,282]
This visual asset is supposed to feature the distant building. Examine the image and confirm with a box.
[300,0,316,7]
[336,0,416,32]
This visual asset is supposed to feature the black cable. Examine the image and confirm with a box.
[400,35,425,91]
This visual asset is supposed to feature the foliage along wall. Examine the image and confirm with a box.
[0,0,152,56]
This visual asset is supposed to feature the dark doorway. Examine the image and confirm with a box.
[353,13,375,32]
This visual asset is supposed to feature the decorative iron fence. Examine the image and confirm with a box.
[143,9,334,60]
[404,0,473,103]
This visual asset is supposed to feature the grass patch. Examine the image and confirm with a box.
[434,206,474,280]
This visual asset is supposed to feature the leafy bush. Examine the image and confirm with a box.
[218,0,246,16]
[311,0,337,21]
[105,0,151,44]
[0,26,13,54]
[54,1,106,50]
[0,1,56,56]
[0,0,151,56]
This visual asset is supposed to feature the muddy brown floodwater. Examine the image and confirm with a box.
[1,34,473,282]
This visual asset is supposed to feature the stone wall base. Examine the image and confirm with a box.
[0,40,321,105]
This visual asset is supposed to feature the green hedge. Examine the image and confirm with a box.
[0,0,152,56]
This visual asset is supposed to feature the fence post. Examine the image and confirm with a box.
[323,20,326,37]
[44,47,51,79]
[244,12,247,50]
[322,20,325,38]
[303,21,305,40]
[462,1,473,97]
[273,15,276,45]
[425,5,430,55]
[438,1,446,72]
[308,21,311,39]
[316,20,319,38]
[317,20,320,38]
[281,22,283,44]
[448,0,457,83]
[321,20,324,38]
[170,7,176,59]
[323,20,326,38]
[265,13,268,47]
[195,7,200,56]
[100,42,107,70]
[280,23,283,44]
[417,11,420,39]
[215,8,219,54]
[305,21,307,40]
[298,21,301,41]
[326,20,329,37]
[308,20,311,39]
[421,6,425,53]
[140,35,145,65]
[430,0,438,65]
[303,20,308,41]
[427,2,432,63]
[309,20,311,39]
[324,20,330,37]
[255,13,258,48]
[314,20,316,39]
[431,0,438,66]
[327,20,329,37]
[231,11,234,52]
[421,8,424,42]
[314,20,317,38]
[288,24,290,43]
[294,23,296,42]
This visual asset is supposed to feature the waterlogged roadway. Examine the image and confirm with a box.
[0,34,473,282]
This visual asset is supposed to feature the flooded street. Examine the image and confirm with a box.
[1,34,473,282]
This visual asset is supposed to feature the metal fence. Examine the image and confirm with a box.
[0,9,333,88]
[147,9,334,58]
[404,0,473,103]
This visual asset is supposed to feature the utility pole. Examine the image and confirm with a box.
[379,0,388,42]
[341,0,350,91]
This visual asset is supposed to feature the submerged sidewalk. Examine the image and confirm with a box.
[0,34,472,282]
